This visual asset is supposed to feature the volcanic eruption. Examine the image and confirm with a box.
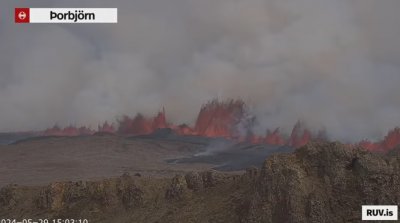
[359,128,400,152]
[117,109,168,136]
[193,100,245,138]
[39,99,400,153]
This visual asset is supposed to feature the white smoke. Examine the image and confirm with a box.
[0,0,399,142]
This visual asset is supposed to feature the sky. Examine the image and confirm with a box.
[0,0,400,141]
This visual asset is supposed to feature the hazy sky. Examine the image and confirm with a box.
[1,0,400,141]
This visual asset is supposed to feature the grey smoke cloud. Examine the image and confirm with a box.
[0,0,399,141]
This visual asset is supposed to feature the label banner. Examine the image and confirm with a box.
[15,8,118,23]
[362,205,398,221]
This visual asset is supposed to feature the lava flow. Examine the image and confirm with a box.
[193,99,246,138]
[41,99,400,152]
[117,108,168,135]
[359,128,400,152]
[43,125,94,136]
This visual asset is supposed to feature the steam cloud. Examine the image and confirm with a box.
[1,0,400,142]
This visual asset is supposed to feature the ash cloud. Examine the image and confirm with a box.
[1,0,400,142]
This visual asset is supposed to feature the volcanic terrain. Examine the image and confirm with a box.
[0,100,400,222]
[0,131,291,187]
[0,142,399,222]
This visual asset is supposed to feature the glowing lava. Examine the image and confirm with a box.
[265,128,285,146]
[40,99,400,152]
[97,121,116,133]
[43,125,94,136]
[359,128,400,152]
[289,122,312,148]
[193,99,245,138]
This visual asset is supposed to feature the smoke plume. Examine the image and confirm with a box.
[1,0,400,142]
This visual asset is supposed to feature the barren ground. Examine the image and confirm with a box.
[0,135,215,186]
[0,134,291,187]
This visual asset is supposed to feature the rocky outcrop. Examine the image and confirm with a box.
[165,175,188,200]
[37,182,67,210]
[185,172,204,191]
[36,174,143,213]
[116,174,144,208]
[0,184,19,209]
[1,142,399,223]
[166,170,229,199]
[244,142,400,223]
[200,170,226,188]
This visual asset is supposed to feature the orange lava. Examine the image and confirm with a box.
[40,100,400,152]
[289,122,312,148]
[43,125,94,136]
[193,99,245,138]
[358,128,400,152]
[97,121,116,133]
[265,128,285,146]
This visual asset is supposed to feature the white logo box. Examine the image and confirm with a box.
[30,8,118,23]
[362,205,398,221]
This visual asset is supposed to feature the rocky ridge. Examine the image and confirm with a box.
[0,142,399,223]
